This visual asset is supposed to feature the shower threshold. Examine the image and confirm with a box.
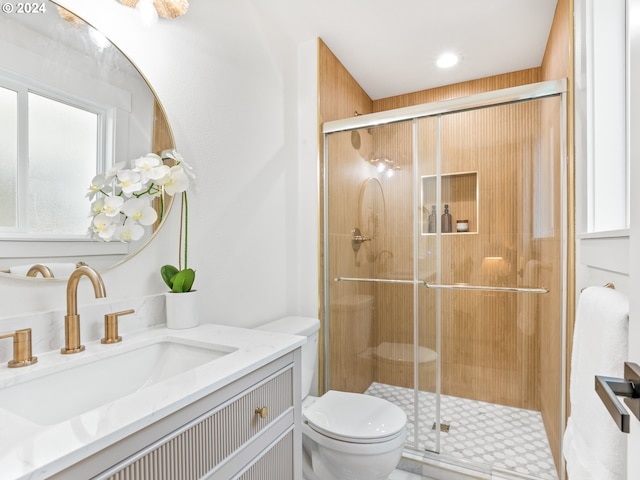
[365,382,558,480]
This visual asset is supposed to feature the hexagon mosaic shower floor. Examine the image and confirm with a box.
[365,382,558,480]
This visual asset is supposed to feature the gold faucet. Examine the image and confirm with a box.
[61,265,107,354]
[26,264,54,278]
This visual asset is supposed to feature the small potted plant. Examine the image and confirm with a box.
[87,148,197,328]
[157,150,198,329]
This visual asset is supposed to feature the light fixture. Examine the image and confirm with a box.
[88,27,111,49]
[135,0,158,25]
[119,0,190,25]
[57,7,111,49]
[56,6,84,26]
[367,155,401,177]
[436,52,460,69]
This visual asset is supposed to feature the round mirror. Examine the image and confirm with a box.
[0,0,174,280]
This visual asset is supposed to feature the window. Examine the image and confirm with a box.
[0,74,106,237]
[580,0,629,232]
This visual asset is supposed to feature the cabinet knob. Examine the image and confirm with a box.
[255,406,268,419]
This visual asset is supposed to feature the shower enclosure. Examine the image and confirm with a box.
[323,80,567,480]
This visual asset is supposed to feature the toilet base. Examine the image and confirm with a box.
[302,423,405,480]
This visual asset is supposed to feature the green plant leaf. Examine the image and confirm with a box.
[161,264,179,289]
[171,268,196,293]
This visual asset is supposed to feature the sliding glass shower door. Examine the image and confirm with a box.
[324,81,566,479]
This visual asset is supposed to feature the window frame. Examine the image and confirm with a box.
[0,69,112,239]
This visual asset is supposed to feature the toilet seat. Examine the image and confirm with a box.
[374,342,437,364]
[303,390,407,444]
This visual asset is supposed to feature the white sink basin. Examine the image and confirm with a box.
[0,339,236,425]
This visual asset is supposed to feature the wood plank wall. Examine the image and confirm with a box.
[318,39,374,393]
[373,69,541,112]
[152,99,175,230]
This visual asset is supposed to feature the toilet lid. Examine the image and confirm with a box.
[303,390,406,443]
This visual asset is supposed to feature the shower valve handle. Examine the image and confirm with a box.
[351,227,371,252]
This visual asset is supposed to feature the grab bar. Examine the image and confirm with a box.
[334,277,548,294]
[424,282,549,294]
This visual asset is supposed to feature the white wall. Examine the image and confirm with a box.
[0,0,319,326]
[627,0,640,471]
[576,0,640,475]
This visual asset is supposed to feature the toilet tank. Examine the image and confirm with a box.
[256,316,320,399]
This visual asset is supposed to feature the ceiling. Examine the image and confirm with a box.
[252,0,559,100]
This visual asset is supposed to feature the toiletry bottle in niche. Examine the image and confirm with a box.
[441,204,452,233]
[428,205,437,233]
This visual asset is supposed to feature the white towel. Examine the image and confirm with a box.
[45,263,78,277]
[563,286,629,480]
[9,262,77,278]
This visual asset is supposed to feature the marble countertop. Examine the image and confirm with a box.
[0,323,305,480]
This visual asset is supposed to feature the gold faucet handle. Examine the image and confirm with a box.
[101,309,135,344]
[0,328,38,368]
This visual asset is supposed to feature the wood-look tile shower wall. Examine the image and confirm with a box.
[318,40,374,394]
[326,96,558,414]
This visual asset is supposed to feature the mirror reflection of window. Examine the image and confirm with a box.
[0,76,105,237]
[28,92,100,235]
[0,86,18,229]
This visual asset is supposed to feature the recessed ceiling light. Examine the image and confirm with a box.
[436,52,460,69]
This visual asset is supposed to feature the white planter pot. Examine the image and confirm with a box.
[165,290,199,329]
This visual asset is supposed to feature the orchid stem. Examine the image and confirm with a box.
[179,191,189,270]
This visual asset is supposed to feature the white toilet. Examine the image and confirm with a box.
[257,316,407,480]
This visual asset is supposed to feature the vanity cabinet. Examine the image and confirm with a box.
[52,350,302,480]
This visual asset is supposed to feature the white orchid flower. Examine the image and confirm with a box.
[161,149,195,180]
[86,174,107,200]
[179,160,195,180]
[157,165,190,196]
[105,161,126,181]
[116,170,142,196]
[90,198,104,216]
[122,197,158,226]
[87,150,193,245]
[114,218,145,242]
[102,196,124,217]
[133,153,171,186]
[92,213,116,240]
[160,149,182,163]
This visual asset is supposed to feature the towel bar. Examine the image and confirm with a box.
[425,282,549,294]
[580,282,615,293]
[334,277,549,293]
[595,362,640,433]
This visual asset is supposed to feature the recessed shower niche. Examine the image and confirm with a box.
[421,172,478,235]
